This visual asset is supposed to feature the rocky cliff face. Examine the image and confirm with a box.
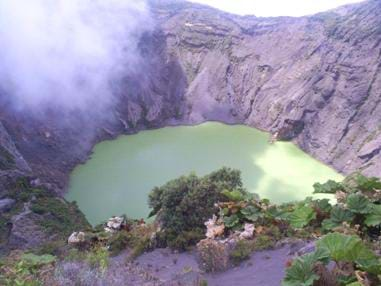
[0,1,381,250]
[153,0,381,177]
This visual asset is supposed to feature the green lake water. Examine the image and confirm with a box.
[66,122,343,225]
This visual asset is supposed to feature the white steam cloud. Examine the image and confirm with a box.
[0,0,151,116]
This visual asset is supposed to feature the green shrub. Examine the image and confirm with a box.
[283,248,329,286]
[166,229,204,251]
[253,235,275,251]
[148,168,244,249]
[86,247,109,273]
[65,248,86,262]
[108,231,130,256]
[283,233,381,286]
[229,240,252,265]
[125,223,156,260]
[287,206,316,229]
[129,237,151,261]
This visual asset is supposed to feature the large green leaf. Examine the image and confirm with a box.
[346,194,373,214]
[265,206,288,220]
[282,248,329,286]
[313,180,343,194]
[221,189,244,202]
[287,206,316,229]
[330,206,355,222]
[356,257,381,275]
[241,205,263,222]
[354,174,381,193]
[316,233,376,263]
[321,206,354,230]
[312,199,332,213]
[223,214,240,228]
[364,204,381,227]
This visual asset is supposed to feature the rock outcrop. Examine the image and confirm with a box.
[153,0,381,177]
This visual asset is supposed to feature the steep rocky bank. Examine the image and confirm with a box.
[154,0,381,177]
[0,0,381,252]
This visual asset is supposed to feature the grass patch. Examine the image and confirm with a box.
[31,196,91,240]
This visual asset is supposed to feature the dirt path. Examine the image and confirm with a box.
[135,244,294,285]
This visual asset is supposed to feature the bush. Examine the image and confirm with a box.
[229,240,252,265]
[253,235,275,251]
[108,231,130,256]
[129,237,151,261]
[148,168,245,249]
[166,229,204,250]
[86,247,109,273]
[283,233,381,286]
[125,224,156,260]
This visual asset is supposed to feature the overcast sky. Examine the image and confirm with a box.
[189,0,365,17]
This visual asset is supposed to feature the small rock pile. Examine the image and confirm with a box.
[197,217,255,272]
[104,216,125,233]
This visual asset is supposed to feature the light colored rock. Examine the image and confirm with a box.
[296,241,316,256]
[335,191,347,203]
[105,216,124,232]
[0,198,15,212]
[205,215,225,239]
[68,232,86,245]
[239,223,255,240]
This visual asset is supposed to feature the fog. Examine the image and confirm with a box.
[0,0,152,118]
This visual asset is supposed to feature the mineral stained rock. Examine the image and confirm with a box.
[205,215,225,239]
[68,232,86,245]
[105,216,125,232]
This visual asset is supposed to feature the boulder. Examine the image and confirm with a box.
[68,232,86,245]
[0,198,15,213]
[296,241,316,256]
[239,223,255,240]
[105,216,125,232]
[197,238,238,273]
[276,119,304,141]
[197,239,230,272]
[205,215,225,239]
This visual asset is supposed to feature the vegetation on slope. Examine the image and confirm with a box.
[149,169,381,285]
[1,169,381,285]
[0,177,91,253]
[148,167,245,249]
